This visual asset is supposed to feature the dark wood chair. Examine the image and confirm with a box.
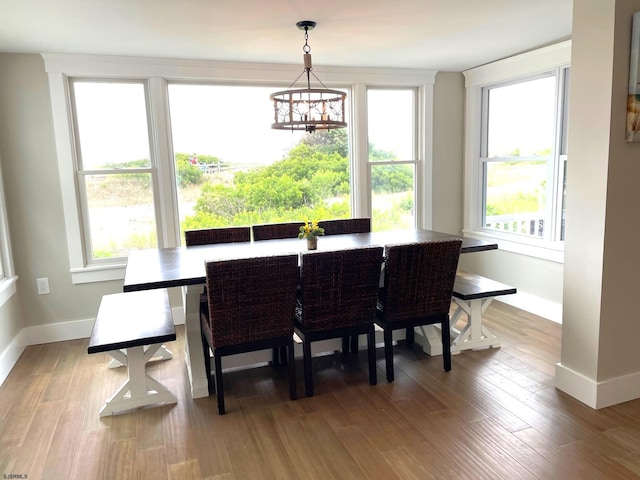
[295,246,384,397]
[320,217,371,236]
[200,254,299,414]
[252,222,302,241]
[375,239,462,381]
[184,226,251,246]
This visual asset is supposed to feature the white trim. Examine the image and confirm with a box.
[0,275,17,308]
[463,230,564,264]
[555,363,640,409]
[0,329,27,387]
[71,264,126,284]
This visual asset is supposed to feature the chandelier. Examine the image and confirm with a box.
[270,21,347,133]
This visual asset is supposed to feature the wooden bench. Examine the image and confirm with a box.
[450,271,516,354]
[88,289,177,416]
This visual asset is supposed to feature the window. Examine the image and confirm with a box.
[44,54,435,283]
[70,80,158,261]
[367,88,417,231]
[464,41,570,261]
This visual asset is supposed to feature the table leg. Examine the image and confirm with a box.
[99,344,177,417]
[182,284,210,399]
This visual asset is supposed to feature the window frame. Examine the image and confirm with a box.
[0,157,17,307]
[463,41,571,263]
[44,54,435,284]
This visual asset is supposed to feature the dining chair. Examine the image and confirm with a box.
[184,226,251,246]
[252,221,302,241]
[200,253,299,414]
[375,239,462,382]
[295,246,384,397]
[320,217,371,236]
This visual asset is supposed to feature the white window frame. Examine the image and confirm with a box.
[463,40,571,263]
[0,157,17,307]
[44,54,435,284]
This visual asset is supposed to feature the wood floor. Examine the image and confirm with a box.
[2,302,640,480]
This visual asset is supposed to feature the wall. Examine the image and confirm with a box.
[557,0,640,408]
[0,53,123,341]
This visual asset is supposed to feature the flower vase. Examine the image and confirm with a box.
[306,236,318,250]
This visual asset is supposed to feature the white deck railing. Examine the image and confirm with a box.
[485,214,544,237]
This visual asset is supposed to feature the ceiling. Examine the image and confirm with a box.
[0,0,573,72]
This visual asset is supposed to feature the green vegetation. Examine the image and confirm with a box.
[180,129,414,231]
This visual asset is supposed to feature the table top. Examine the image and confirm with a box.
[123,229,497,292]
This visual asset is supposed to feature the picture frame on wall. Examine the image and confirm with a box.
[627,12,640,142]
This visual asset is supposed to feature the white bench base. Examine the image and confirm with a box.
[108,344,173,368]
[100,343,177,417]
[450,297,500,354]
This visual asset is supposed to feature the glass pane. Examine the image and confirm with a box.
[72,81,151,169]
[484,160,547,237]
[487,76,556,158]
[367,89,414,161]
[371,164,415,231]
[167,84,351,242]
[84,173,157,259]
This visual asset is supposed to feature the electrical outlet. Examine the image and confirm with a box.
[36,277,50,295]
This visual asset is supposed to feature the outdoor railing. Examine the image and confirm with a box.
[485,214,544,237]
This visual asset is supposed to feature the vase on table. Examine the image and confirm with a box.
[306,236,318,250]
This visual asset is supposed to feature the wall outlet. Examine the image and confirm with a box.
[36,277,50,295]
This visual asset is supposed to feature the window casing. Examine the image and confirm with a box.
[0,159,17,307]
[44,55,435,283]
[463,41,571,262]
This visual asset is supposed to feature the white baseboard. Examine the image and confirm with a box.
[0,329,27,387]
[500,291,562,324]
[555,362,640,409]
[0,307,185,387]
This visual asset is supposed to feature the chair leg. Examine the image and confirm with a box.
[441,317,452,372]
[341,336,350,354]
[350,334,359,353]
[383,327,395,382]
[406,326,415,345]
[287,338,297,400]
[214,351,225,414]
[367,328,377,386]
[280,346,288,365]
[303,339,313,397]
[271,347,281,366]
[201,331,214,395]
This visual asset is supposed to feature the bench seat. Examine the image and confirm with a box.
[450,271,516,354]
[88,289,177,416]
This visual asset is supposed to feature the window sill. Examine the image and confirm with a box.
[463,229,564,263]
[71,263,126,284]
[0,275,18,308]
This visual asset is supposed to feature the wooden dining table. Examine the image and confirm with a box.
[123,229,497,399]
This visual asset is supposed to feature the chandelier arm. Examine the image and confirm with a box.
[309,70,330,90]
[287,69,307,89]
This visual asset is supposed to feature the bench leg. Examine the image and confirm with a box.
[450,297,500,354]
[108,344,173,368]
[99,344,177,417]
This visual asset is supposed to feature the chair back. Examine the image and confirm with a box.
[299,246,383,332]
[185,226,251,246]
[252,222,302,241]
[204,254,299,347]
[320,218,371,236]
[380,240,462,323]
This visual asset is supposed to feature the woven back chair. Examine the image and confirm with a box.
[376,239,462,381]
[320,217,371,236]
[200,254,299,414]
[252,222,302,241]
[295,246,384,397]
[185,226,251,246]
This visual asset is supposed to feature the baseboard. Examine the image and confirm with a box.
[500,291,562,324]
[0,329,27,387]
[555,362,640,409]
[0,306,185,387]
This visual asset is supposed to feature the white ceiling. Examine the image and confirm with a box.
[0,0,573,71]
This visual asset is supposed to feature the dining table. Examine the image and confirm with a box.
[123,229,497,399]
